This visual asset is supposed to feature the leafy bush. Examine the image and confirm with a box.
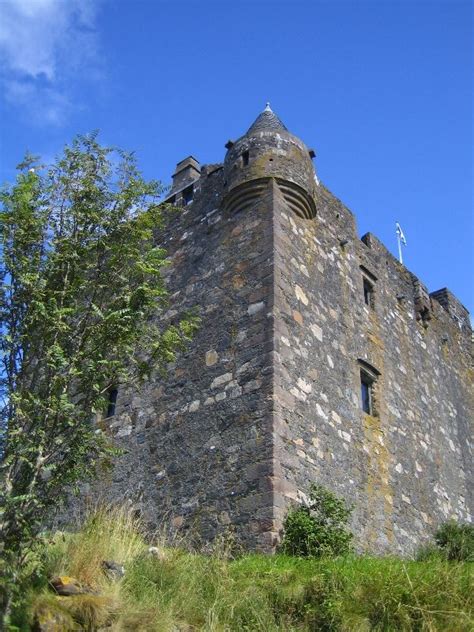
[280,484,353,558]
[434,521,474,562]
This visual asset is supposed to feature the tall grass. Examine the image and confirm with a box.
[49,505,147,588]
[13,507,473,631]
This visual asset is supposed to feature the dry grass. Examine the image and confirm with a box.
[13,506,473,631]
[51,505,147,589]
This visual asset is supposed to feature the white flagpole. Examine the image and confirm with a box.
[396,222,406,264]
[397,230,403,264]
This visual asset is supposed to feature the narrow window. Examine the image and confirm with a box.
[360,372,373,415]
[363,277,374,308]
[106,388,118,418]
[360,265,376,309]
[358,359,380,416]
[182,185,193,205]
[242,150,249,166]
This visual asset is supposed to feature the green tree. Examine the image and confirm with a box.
[0,134,197,623]
[281,484,354,558]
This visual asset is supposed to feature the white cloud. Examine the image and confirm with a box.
[0,0,101,124]
[4,78,73,125]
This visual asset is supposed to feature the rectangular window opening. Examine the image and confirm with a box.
[106,387,118,418]
[358,360,380,416]
[360,371,374,415]
[363,277,374,308]
[242,150,249,166]
[182,185,194,205]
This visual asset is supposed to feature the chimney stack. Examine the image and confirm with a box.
[171,156,201,193]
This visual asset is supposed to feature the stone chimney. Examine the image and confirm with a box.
[171,156,201,193]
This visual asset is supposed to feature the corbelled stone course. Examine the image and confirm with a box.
[81,105,472,556]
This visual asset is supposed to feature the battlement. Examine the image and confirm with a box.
[358,232,471,341]
[166,152,472,346]
[430,288,471,331]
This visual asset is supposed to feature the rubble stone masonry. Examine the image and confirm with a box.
[84,106,473,556]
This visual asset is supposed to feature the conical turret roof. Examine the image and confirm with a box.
[246,103,288,135]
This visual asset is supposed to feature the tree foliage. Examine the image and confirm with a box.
[0,134,197,620]
[281,484,354,558]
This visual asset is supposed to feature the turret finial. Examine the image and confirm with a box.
[245,103,288,135]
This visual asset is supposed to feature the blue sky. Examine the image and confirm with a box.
[0,0,472,313]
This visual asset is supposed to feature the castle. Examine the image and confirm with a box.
[99,105,473,555]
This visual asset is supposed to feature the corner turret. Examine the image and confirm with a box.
[222,104,317,219]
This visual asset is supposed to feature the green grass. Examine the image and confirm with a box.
[12,508,473,631]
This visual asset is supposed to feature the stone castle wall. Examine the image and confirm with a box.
[83,110,472,556]
[272,183,472,555]
[90,166,278,550]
